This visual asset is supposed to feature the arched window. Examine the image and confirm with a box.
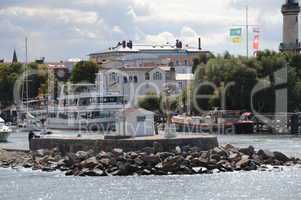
[134,76,138,83]
[145,72,150,80]
[123,76,128,83]
[153,72,162,80]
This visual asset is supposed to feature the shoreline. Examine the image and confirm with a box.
[1,144,301,177]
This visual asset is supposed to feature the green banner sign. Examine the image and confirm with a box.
[230,28,242,37]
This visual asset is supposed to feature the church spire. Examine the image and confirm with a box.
[12,49,18,63]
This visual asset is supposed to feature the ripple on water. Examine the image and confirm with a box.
[1,168,301,200]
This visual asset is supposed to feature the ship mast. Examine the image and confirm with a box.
[25,37,29,114]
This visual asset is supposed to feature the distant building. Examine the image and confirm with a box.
[280,0,301,52]
[89,39,210,68]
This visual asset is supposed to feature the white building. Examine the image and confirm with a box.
[96,65,178,105]
[116,108,155,137]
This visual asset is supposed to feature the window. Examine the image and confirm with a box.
[137,116,146,122]
[110,72,117,82]
[92,111,101,119]
[123,76,128,83]
[97,97,103,103]
[79,98,91,106]
[145,72,150,80]
[129,76,133,82]
[134,76,138,83]
[153,72,162,80]
[176,60,179,65]
[48,113,57,118]
[59,113,68,119]
[184,60,188,65]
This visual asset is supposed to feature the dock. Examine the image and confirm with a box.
[30,134,218,153]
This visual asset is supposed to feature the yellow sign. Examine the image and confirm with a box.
[231,36,241,44]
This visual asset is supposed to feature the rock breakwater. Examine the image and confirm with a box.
[1,144,301,176]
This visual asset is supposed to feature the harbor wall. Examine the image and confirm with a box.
[30,135,218,154]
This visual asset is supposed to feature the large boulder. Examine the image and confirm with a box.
[82,169,106,176]
[112,148,124,156]
[153,142,164,153]
[80,157,98,169]
[156,152,174,160]
[239,146,255,156]
[75,151,90,161]
[257,149,274,160]
[141,154,160,166]
[99,158,111,167]
[212,147,229,158]
[162,155,184,171]
[273,151,290,162]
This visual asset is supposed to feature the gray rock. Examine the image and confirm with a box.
[224,144,236,150]
[212,147,228,157]
[141,154,160,166]
[273,151,289,162]
[257,149,274,160]
[112,148,123,156]
[134,157,144,165]
[99,158,111,167]
[157,152,174,160]
[142,147,154,154]
[75,151,89,160]
[239,146,255,156]
[80,157,98,169]
[83,169,106,176]
[175,146,182,154]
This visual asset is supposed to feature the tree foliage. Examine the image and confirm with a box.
[70,61,99,83]
[184,50,301,113]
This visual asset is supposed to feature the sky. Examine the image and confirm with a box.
[0,0,290,62]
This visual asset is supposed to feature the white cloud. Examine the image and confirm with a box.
[0,0,287,61]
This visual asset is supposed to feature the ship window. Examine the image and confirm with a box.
[92,111,101,119]
[97,97,103,103]
[79,98,91,106]
[48,113,56,118]
[80,112,87,119]
[58,113,68,119]
[137,116,146,122]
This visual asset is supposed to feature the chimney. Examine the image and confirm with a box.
[127,40,133,49]
[122,40,126,48]
[198,37,202,50]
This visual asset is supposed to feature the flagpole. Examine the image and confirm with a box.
[232,6,259,57]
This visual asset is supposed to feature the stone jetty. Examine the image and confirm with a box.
[1,144,301,177]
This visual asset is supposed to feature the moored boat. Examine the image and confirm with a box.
[0,117,12,142]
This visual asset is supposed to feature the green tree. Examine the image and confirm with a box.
[70,61,99,83]
[138,95,160,112]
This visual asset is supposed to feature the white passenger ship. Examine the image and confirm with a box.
[46,90,125,131]
[20,72,126,132]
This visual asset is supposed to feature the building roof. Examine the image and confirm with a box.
[89,43,206,56]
